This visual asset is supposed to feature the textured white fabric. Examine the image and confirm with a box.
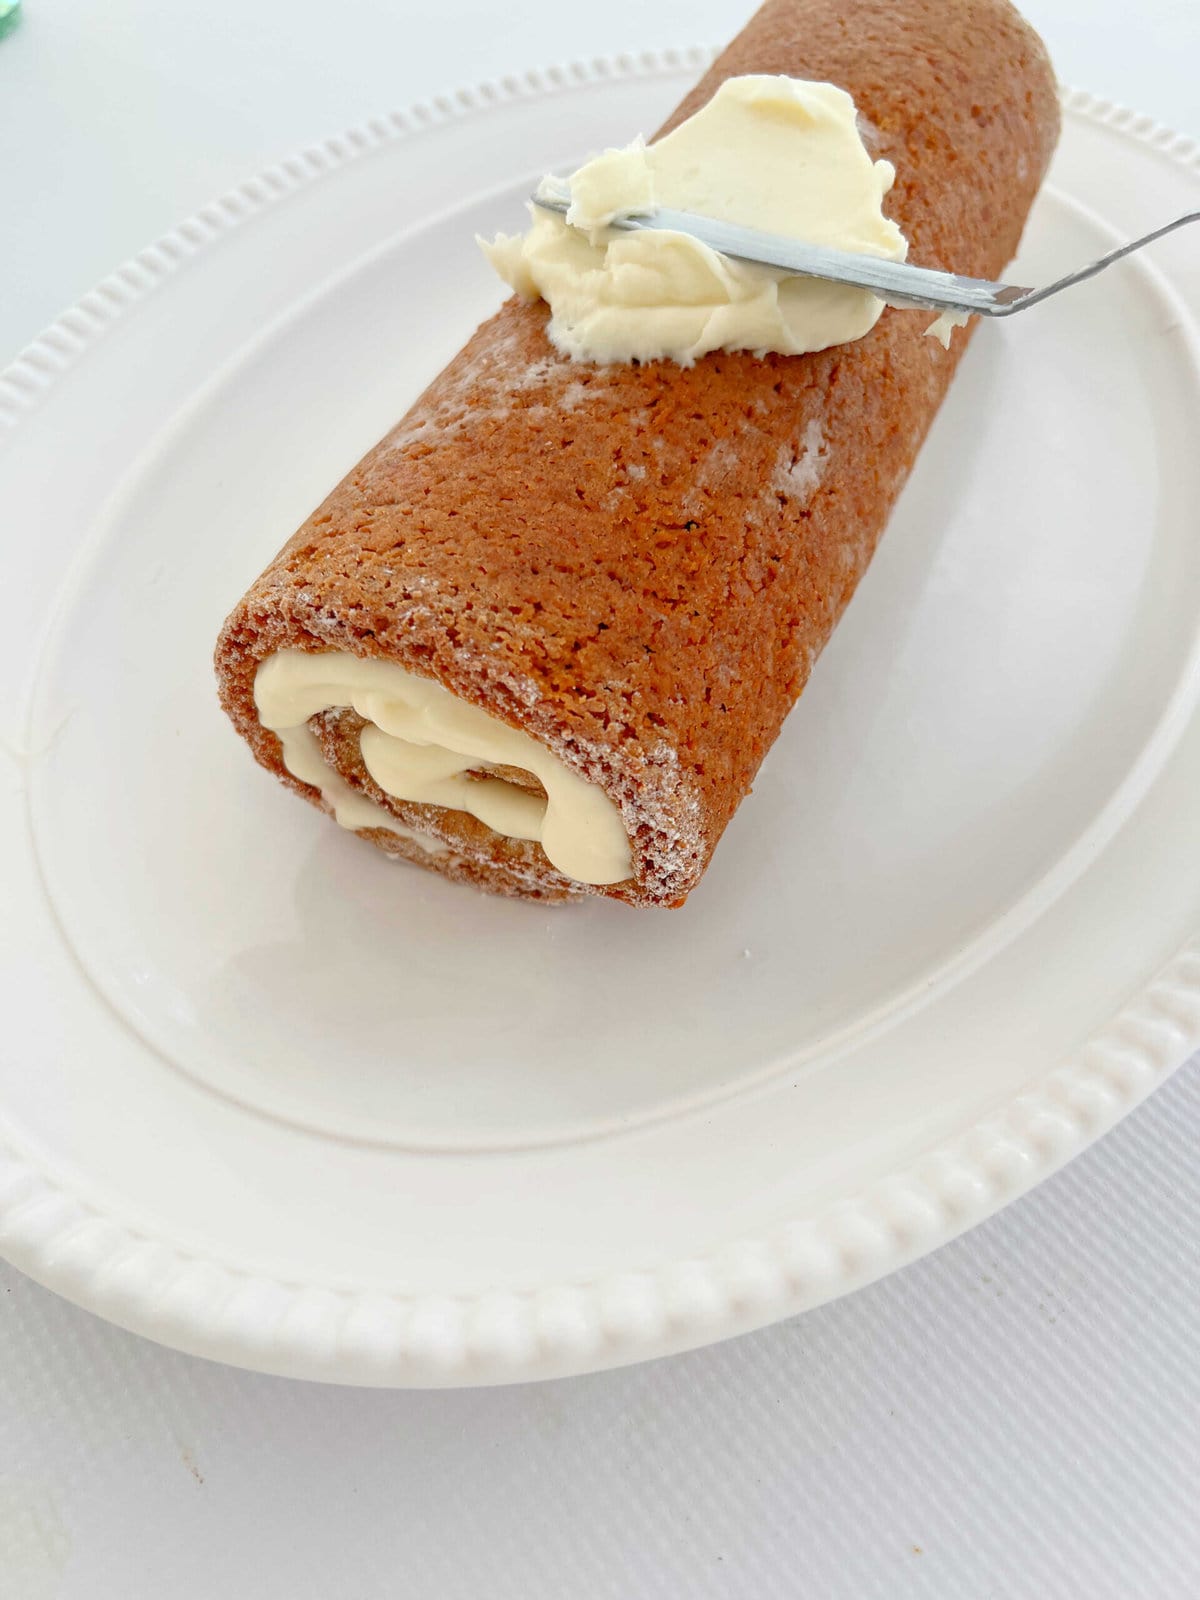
[3,2,1198,1594]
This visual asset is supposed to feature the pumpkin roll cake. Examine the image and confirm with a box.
[216,0,1059,906]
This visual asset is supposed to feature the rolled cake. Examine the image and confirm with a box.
[216,0,1059,907]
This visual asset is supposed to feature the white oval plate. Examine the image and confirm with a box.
[2,57,1199,1387]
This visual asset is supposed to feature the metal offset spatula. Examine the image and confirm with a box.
[532,194,1199,318]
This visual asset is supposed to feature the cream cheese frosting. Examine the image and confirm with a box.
[482,74,908,364]
[925,308,972,348]
[254,651,633,885]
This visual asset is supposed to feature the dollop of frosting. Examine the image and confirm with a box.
[482,75,907,365]
[925,308,972,349]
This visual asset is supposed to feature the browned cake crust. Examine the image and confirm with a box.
[216,0,1059,907]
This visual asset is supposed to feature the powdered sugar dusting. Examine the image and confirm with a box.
[558,379,598,411]
[696,437,739,489]
[773,418,828,502]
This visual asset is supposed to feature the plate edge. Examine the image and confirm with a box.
[2,935,1197,1385]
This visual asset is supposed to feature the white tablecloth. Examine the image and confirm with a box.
[3,3,1198,1594]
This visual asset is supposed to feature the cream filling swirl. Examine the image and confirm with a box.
[254,651,632,885]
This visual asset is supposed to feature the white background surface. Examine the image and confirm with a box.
[2,2,1198,1595]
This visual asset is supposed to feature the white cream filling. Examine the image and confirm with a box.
[924,308,972,348]
[482,74,908,365]
[254,651,633,885]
